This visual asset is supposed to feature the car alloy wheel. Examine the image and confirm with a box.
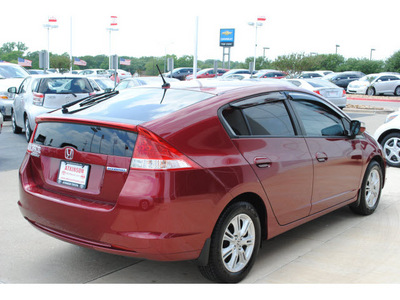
[367,87,375,96]
[395,86,400,96]
[12,111,22,134]
[25,117,32,142]
[221,213,256,272]
[198,201,261,283]
[350,161,382,215]
[382,133,400,167]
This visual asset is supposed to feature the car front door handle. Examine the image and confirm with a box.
[254,157,272,168]
[316,152,328,162]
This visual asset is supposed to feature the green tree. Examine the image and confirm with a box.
[272,53,314,77]
[385,50,400,73]
[338,58,384,74]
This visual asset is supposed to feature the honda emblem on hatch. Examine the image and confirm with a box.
[65,148,74,160]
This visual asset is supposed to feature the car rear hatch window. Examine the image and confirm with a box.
[28,121,137,206]
[38,78,93,109]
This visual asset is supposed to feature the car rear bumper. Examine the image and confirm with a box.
[18,154,223,261]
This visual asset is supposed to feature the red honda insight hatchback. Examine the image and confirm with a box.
[18,80,385,283]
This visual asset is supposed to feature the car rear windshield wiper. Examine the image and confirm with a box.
[62,91,119,114]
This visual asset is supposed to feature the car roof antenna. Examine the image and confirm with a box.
[156,64,170,90]
[156,64,170,104]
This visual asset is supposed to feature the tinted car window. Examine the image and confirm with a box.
[243,101,295,136]
[289,93,345,137]
[33,122,137,157]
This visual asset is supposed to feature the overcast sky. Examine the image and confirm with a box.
[1,0,398,63]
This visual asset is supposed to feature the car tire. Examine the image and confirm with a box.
[366,87,375,96]
[381,133,400,167]
[350,161,383,215]
[24,117,32,142]
[394,86,400,96]
[12,111,22,134]
[198,201,261,283]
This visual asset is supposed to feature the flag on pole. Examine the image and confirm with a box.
[73,57,87,66]
[110,16,118,26]
[18,58,32,67]
[257,16,266,21]
[120,58,131,66]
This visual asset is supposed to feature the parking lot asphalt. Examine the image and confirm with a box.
[1,110,400,284]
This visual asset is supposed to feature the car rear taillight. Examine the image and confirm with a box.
[313,90,322,96]
[33,92,44,106]
[130,127,200,170]
[342,89,346,96]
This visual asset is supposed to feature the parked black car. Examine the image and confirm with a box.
[166,68,200,81]
[325,71,365,89]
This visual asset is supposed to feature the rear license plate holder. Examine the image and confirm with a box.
[57,161,90,189]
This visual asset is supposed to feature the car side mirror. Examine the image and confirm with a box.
[349,120,365,138]
[8,87,17,94]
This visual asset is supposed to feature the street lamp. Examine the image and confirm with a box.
[43,16,58,70]
[335,44,340,54]
[248,21,264,71]
[370,48,376,60]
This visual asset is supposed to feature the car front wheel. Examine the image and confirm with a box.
[198,201,261,283]
[381,133,400,167]
[12,111,22,134]
[350,161,383,215]
[367,87,375,96]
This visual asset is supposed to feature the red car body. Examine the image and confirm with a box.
[18,82,385,282]
[186,68,229,80]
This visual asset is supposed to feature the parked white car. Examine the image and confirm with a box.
[286,78,347,108]
[0,62,29,117]
[374,113,400,167]
[347,73,400,96]
[88,77,115,92]
[10,75,95,142]
[78,69,109,77]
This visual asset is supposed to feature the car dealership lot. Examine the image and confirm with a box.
[1,110,400,284]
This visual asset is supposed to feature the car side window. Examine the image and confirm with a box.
[222,93,296,137]
[18,78,30,94]
[289,93,346,137]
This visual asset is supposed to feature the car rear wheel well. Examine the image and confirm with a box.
[224,193,267,240]
[370,155,386,187]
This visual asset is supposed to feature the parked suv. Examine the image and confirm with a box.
[10,75,95,141]
[0,62,29,118]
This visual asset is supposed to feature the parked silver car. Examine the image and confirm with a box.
[10,75,95,141]
[347,73,400,96]
[0,62,29,117]
[286,78,347,108]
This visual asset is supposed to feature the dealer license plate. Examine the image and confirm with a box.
[57,161,90,189]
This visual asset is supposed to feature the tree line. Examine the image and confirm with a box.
[1,41,400,76]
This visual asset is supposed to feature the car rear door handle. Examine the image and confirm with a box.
[316,152,328,162]
[254,157,271,168]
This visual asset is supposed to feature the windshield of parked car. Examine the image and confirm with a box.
[94,78,114,90]
[38,78,93,94]
[359,75,378,82]
[0,64,29,79]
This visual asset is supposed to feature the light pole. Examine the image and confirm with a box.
[248,21,264,71]
[107,16,119,69]
[263,47,270,60]
[43,16,58,70]
[370,48,376,60]
[335,44,340,54]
